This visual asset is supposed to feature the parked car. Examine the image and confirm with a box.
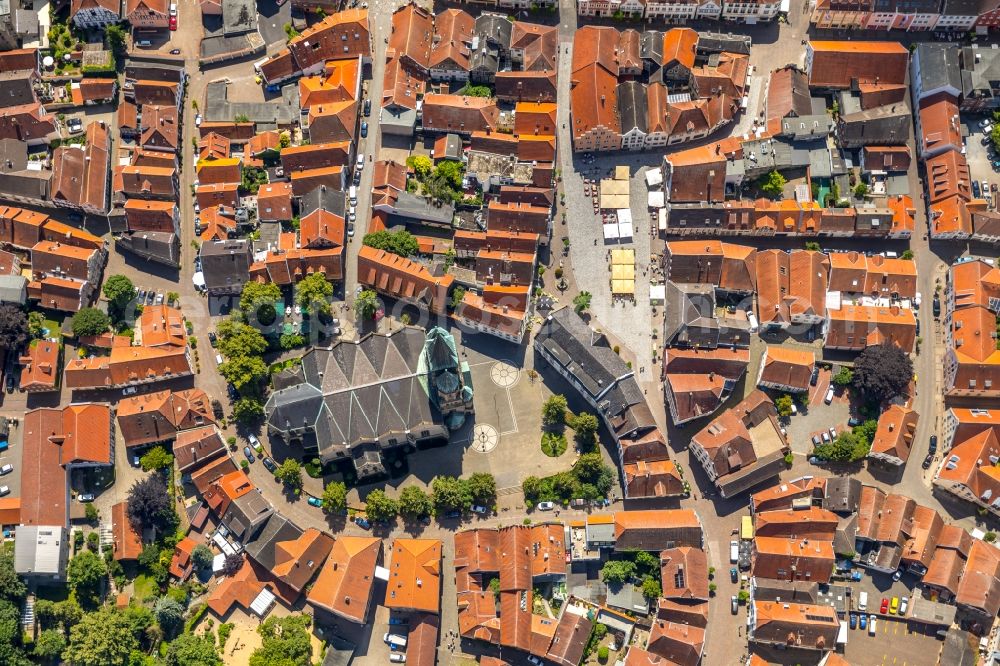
[731,595,738,614]
[974,180,982,199]
[389,655,406,664]
[364,99,371,116]
[893,568,904,582]
[388,617,408,626]
[922,454,934,469]
[248,434,262,453]
[929,435,938,454]
[849,612,857,630]
[208,331,217,347]
[869,615,877,635]
[890,597,899,614]
[195,114,202,127]
[730,540,739,563]
[0,464,12,475]
[211,400,224,420]
[307,496,323,507]
[828,427,837,440]
[243,446,255,463]
[360,121,368,137]
[170,48,181,54]
[443,510,461,519]
[880,598,889,614]
[899,596,909,615]
[859,613,867,631]
[810,367,819,386]
[824,386,835,404]
[811,434,821,446]
[933,296,941,317]
[471,505,488,514]
[122,386,137,396]
[536,501,554,511]
[354,516,371,529]
[0,486,9,497]
[914,292,922,309]
[821,431,831,443]
[169,15,176,29]
[77,493,94,502]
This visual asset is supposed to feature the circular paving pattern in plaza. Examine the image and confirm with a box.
[471,424,499,453]
[490,361,519,388]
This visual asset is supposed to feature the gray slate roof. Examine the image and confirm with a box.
[116,231,180,268]
[617,81,647,136]
[913,44,962,97]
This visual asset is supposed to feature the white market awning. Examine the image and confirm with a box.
[645,169,663,188]
[250,588,276,617]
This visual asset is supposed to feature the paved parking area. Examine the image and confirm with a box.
[843,616,943,666]
[784,380,851,456]
[0,424,22,501]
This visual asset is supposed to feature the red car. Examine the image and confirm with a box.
[169,15,177,30]
[880,598,889,614]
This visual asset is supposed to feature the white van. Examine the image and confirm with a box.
[215,353,224,365]
[746,311,759,333]
[169,2,177,15]
[824,386,835,405]
[349,185,357,204]
[729,540,739,564]
[383,633,407,648]
[858,591,868,612]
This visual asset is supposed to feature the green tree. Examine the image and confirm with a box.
[459,85,492,97]
[240,282,282,325]
[0,304,26,351]
[249,615,312,666]
[573,291,592,313]
[775,395,794,418]
[71,307,110,338]
[521,476,542,502]
[102,275,137,319]
[104,24,127,52]
[321,481,348,514]
[832,366,853,387]
[399,486,433,519]
[600,560,636,585]
[362,229,420,258]
[219,355,269,393]
[466,473,497,505]
[232,397,265,424]
[0,549,26,601]
[641,577,662,600]
[28,311,45,339]
[127,475,178,536]
[814,430,869,462]
[542,394,568,426]
[191,544,214,570]
[354,289,379,320]
[363,489,398,523]
[901,250,914,260]
[274,459,303,490]
[574,453,613,496]
[154,596,185,635]
[852,418,879,448]
[853,181,868,198]
[140,446,173,472]
[165,633,222,666]
[278,132,291,149]
[217,319,268,358]
[450,286,466,311]
[431,475,472,513]
[33,628,66,662]
[240,166,268,194]
[434,160,465,189]
[568,412,599,449]
[405,155,433,179]
[67,551,107,603]
[296,272,334,316]
[759,170,787,197]
[279,333,304,350]
[804,241,821,252]
[64,607,138,666]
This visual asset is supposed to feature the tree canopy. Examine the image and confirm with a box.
[813,430,869,462]
[852,343,913,404]
[364,489,398,523]
[240,282,282,326]
[71,307,110,338]
[759,170,787,197]
[573,291,592,313]
[191,544,214,570]
[542,395,568,426]
[64,607,139,666]
[321,481,347,514]
[296,272,334,315]
[274,459,303,490]
[217,319,268,358]
[431,475,472,513]
[405,155,432,179]
[249,615,312,666]
[67,551,107,603]
[362,229,420,258]
[219,354,269,393]
[165,633,222,666]
[601,560,635,585]
[354,289,379,320]
[126,475,177,535]
[466,473,497,505]
[139,446,173,472]
[102,275,137,319]
[154,596,185,635]
[398,486,433,519]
